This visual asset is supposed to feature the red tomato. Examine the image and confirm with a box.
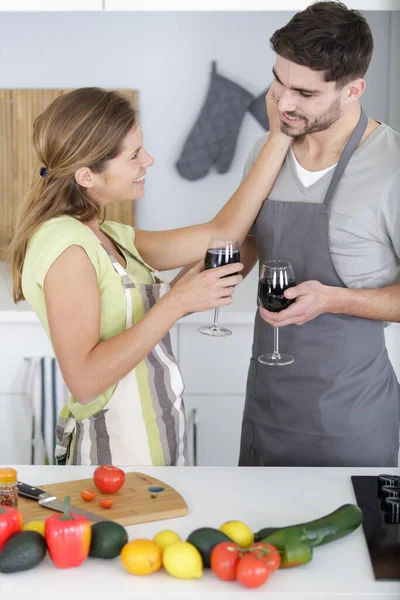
[210,541,242,581]
[93,465,126,494]
[236,553,272,589]
[250,542,281,571]
[99,499,114,509]
[80,489,96,502]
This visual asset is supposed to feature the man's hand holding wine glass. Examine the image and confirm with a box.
[259,280,336,328]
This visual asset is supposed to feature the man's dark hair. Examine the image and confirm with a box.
[270,1,374,87]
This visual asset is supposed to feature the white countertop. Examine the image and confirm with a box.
[1,465,399,600]
[0,309,256,326]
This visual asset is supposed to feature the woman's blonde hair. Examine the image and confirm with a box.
[7,87,136,302]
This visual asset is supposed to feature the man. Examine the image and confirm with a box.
[238,1,400,467]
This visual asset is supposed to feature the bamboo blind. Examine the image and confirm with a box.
[0,88,138,260]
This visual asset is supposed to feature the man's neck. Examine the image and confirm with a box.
[295,104,362,159]
[292,103,380,171]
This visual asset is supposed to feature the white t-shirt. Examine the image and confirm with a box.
[290,146,336,187]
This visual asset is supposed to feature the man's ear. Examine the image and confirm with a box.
[343,78,366,103]
[75,167,95,189]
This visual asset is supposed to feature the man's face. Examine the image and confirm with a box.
[272,55,344,137]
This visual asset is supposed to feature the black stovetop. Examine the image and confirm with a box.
[351,474,400,581]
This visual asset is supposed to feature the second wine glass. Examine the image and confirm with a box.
[198,236,240,337]
[258,260,296,366]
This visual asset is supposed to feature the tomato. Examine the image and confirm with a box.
[80,489,96,502]
[99,499,114,509]
[210,541,241,581]
[93,465,126,494]
[249,542,281,572]
[236,553,272,589]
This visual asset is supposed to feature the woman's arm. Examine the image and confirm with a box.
[44,245,242,404]
[135,86,291,270]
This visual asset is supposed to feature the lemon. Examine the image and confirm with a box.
[219,521,253,548]
[153,529,182,552]
[162,542,203,579]
[22,520,46,537]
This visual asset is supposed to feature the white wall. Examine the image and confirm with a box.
[388,11,400,132]
[0,10,394,312]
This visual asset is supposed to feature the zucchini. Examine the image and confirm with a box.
[255,503,363,548]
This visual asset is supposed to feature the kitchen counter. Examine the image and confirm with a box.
[0,309,256,325]
[0,465,399,600]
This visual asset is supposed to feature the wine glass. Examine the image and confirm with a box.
[258,261,296,366]
[198,236,240,337]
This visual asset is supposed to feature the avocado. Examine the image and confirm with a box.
[89,521,128,559]
[186,527,232,568]
[0,531,47,573]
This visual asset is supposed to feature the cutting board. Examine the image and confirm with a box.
[17,472,188,526]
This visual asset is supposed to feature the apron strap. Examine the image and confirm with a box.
[86,226,164,329]
[323,109,368,208]
[103,249,134,329]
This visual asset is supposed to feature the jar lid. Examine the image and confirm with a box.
[0,468,17,485]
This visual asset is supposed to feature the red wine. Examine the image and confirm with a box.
[258,277,296,312]
[204,248,241,271]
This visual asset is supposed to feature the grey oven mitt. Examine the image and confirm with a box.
[176,61,254,180]
[249,87,271,131]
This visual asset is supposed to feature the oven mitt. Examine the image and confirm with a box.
[176,61,254,180]
[249,87,271,131]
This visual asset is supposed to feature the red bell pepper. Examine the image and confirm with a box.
[45,496,91,568]
[0,505,23,551]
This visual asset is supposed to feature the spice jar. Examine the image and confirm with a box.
[0,468,18,508]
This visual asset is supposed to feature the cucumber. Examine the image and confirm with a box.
[0,531,47,573]
[89,521,128,559]
[186,527,232,568]
[255,504,363,548]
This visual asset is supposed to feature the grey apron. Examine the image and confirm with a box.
[239,110,400,467]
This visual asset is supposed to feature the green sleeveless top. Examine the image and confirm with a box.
[22,215,154,420]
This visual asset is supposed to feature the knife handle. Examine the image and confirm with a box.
[17,481,47,500]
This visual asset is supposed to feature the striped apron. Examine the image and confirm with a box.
[55,238,186,466]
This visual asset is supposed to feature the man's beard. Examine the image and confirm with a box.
[280,96,342,137]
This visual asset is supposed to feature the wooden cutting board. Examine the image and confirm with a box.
[17,472,188,526]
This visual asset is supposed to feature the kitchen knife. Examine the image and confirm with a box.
[17,481,112,522]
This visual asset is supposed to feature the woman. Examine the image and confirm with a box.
[8,85,291,466]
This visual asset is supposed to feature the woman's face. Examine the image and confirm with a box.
[91,124,154,205]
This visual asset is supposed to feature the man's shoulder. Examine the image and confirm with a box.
[370,123,400,155]
[359,123,400,180]
[244,132,271,174]
[248,132,270,160]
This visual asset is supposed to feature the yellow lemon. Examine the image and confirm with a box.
[162,542,203,579]
[22,520,46,537]
[153,529,182,552]
[219,521,253,548]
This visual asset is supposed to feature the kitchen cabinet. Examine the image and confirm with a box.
[1,310,399,466]
[0,310,255,465]
[104,0,400,9]
[0,1,102,9]
[175,314,254,466]
[184,395,245,466]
